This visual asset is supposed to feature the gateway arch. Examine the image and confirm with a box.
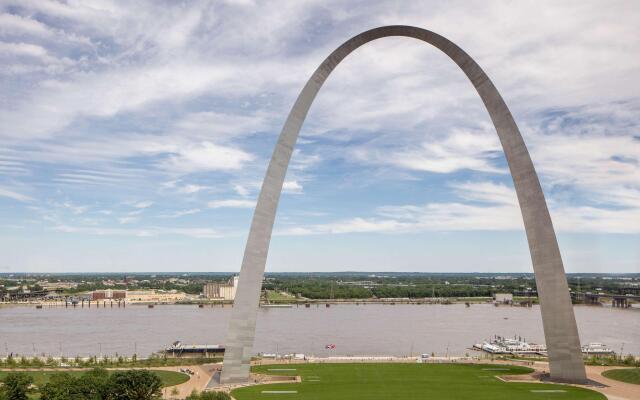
[221,26,586,383]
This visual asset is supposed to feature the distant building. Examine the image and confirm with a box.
[91,289,126,301]
[37,281,78,291]
[203,276,238,300]
[125,290,186,303]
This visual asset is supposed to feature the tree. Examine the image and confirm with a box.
[39,373,79,400]
[1,373,33,400]
[105,370,162,400]
[76,369,110,400]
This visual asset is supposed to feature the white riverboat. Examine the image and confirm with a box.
[581,342,615,355]
[473,335,547,354]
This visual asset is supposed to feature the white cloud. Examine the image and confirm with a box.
[208,199,255,209]
[0,13,52,38]
[0,187,33,202]
[528,129,640,208]
[234,184,251,197]
[0,41,49,58]
[162,180,179,189]
[132,201,153,209]
[450,181,517,206]
[159,208,201,218]
[118,216,138,224]
[290,149,322,171]
[0,158,29,175]
[61,201,88,215]
[173,111,270,140]
[52,224,220,239]
[164,141,254,173]
[374,129,504,174]
[53,169,136,186]
[126,209,144,216]
[283,180,303,194]
[279,180,640,235]
[177,184,208,194]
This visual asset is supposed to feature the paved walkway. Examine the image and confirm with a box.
[514,362,640,400]
[584,366,640,400]
[155,364,219,399]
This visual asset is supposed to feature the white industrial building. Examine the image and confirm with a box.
[203,276,239,300]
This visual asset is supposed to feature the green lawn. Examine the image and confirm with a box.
[267,290,296,302]
[232,363,605,400]
[151,370,190,387]
[602,368,640,385]
[0,369,189,387]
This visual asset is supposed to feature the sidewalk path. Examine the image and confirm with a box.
[155,364,219,399]
[584,366,639,400]
[517,362,640,400]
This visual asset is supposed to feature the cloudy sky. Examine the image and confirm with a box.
[0,0,638,273]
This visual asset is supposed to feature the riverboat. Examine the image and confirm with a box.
[581,342,615,355]
[473,335,546,354]
[164,340,225,358]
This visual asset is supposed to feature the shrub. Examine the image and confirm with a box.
[0,372,33,400]
[39,369,110,400]
[186,390,231,400]
[104,370,162,400]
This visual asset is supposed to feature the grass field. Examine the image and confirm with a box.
[602,368,640,385]
[232,363,605,400]
[0,369,189,387]
[266,290,297,302]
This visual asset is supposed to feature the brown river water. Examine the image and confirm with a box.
[0,304,638,358]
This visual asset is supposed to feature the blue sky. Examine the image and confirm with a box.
[0,0,638,273]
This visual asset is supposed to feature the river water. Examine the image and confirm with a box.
[0,304,638,358]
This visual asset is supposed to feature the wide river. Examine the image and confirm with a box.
[0,304,638,358]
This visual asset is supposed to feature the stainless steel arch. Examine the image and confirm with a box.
[221,26,586,383]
